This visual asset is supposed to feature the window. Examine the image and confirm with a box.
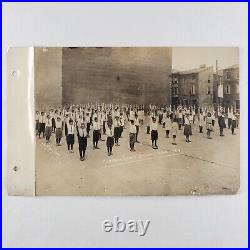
[236,84,240,94]
[226,71,231,80]
[172,87,178,96]
[207,86,211,95]
[236,100,240,109]
[191,85,195,95]
[182,77,185,84]
[174,78,178,84]
[183,87,186,95]
[236,72,239,79]
[208,75,211,83]
[226,84,231,94]
[191,75,195,80]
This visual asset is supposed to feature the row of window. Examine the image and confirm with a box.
[174,72,239,84]
[172,84,239,96]
[226,71,239,80]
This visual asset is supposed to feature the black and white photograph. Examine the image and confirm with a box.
[3,2,247,248]
[34,47,240,195]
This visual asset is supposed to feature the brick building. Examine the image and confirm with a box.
[213,69,223,106]
[222,64,240,110]
[171,65,214,107]
[62,47,172,106]
[35,47,172,109]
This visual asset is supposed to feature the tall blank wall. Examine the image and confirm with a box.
[62,47,172,105]
[35,48,62,110]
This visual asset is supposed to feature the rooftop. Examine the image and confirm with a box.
[223,64,239,70]
[172,65,213,75]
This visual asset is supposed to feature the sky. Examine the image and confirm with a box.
[172,47,239,71]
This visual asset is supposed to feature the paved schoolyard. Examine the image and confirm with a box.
[36,118,240,196]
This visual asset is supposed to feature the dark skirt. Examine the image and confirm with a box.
[93,129,100,142]
[106,136,114,147]
[151,130,158,140]
[39,123,45,132]
[55,128,63,139]
[67,134,74,145]
[184,124,192,136]
[65,123,68,136]
[231,120,237,129]
[78,136,87,150]
[119,126,124,136]
[52,118,56,128]
[206,123,213,131]
[114,127,120,139]
[45,126,52,138]
[129,133,136,144]
[35,121,39,131]
[87,123,91,133]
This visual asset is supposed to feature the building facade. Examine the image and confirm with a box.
[222,64,240,110]
[35,47,63,110]
[213,70,223,106]
[62,47,172,106]
[35,47,172,110]
[171,65,214,107]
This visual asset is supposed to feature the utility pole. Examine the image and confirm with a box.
[216,60,221,109]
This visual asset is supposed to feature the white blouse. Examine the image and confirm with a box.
[78,128,87,137]
[114,120,120,128]
[129,124,137,133]
[106,127,114,137]
[135,118,140,126]
[92,122,100,130]
[55,120,63,128]
[151,122,158,131]
[39,115,46,123]
[45,118,52,127]
[68,124,75,134]
[185,117,191,125]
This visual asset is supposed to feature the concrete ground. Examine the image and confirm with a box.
[36,119,240,196]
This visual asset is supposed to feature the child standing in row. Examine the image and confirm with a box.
[77,122,87,161]
[145,113,151,134]
[67,119,75,153]
[38,111,46,138]
[135,114,140,143]
[231,112,237,135]
[171,118,178,145]
[92,117,100,149]
[206,112,213,139]
[45,114,52,143]
[129,120,136,152]
[184,114,192,143]
[114,116,121,146]
[151,117,158,149]
[198,112,205,133]
[55,116,63,146]
[106,123,114,156]
[164,115,171,138]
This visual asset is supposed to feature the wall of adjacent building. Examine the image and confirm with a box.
[62,47,172,106]
[34,48,62,111]
[223,67,240,109]
[198,67,214,106]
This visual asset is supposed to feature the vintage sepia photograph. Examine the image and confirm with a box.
[34,47,240,195]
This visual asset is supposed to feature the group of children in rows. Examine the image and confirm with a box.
[35,103,239,161]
